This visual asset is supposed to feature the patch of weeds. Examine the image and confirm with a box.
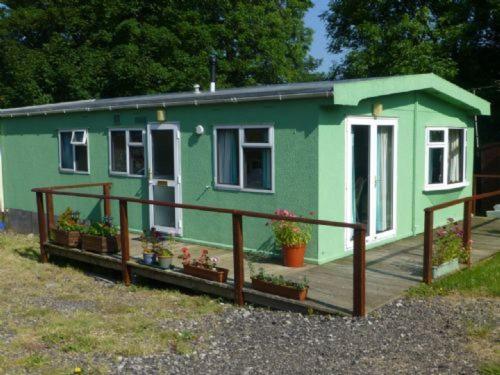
[480,362,500,375]
[466,321,495,339]
[16,353,50,369]
[407,253,500,298]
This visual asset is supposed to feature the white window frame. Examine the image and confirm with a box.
[58,129,90,174]
[108,128,146,178]
[424,127,468,191]
[213,124,275,193]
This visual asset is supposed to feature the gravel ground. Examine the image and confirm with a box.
[114,297,498,374]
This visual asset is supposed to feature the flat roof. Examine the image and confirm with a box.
[0,74,490,118]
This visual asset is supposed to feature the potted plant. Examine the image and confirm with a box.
[432,218,467,278]
[51,208,84,248]
[269,209,312,267]
[139,228,167,265]
[157,246,174,269]
[81,216,120,254]
[249,263,309,301]
[179,247,228,283]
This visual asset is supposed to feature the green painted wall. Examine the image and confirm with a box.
[0,98,323,260]
[317,91,474,263]
[0,89,475,264]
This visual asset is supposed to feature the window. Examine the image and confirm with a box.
[425,127,467,190]
[59,130,89,173]
[214,126,274,192]
[109,129,145,176]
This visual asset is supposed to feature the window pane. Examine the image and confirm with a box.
[111,131,127,172]
[129,146,144,175]
[151,129,174,179]
[60,132,74,169]
[244,128,269,143]
[429,130,444,142]
[429,148,444,184]
[448,129,464,183]
[129,130,143,144]
[217,129,239,185]
[72,130,85,144]
[243,147,272,190]
[74,145,88,172]
[376,126,393,233]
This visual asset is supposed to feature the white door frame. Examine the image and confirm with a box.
[147,122,182,235]
[344,116,398,250]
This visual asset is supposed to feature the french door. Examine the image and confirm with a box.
[345,117,398,248]
[147,123,182,235]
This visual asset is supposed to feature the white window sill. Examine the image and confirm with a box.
[59,169,90,175]
[109,172,145,179]
[423,181,469,192]
[214,184,274,194]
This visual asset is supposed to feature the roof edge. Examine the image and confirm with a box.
[332,73,491,116]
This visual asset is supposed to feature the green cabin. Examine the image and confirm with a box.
[0,74,490,264]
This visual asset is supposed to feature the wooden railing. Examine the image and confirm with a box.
[423,188,500,284]
[32,183,367,317]
[472,174,500,214]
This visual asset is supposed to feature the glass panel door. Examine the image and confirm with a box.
[147,124,181,234]
[346,118,397,248]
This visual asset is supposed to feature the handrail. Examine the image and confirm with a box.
[33,182,367,317]
[423,188,500,284]
[43,182,112,191]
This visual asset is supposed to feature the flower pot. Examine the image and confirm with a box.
[251,278,308,301]
[183,264,228,283]
[158,256,173,269]
[432,258,460,279]
[143,253,155,265]
[81,233,120,254]
[52,228,81,248]
[282,244,306,267]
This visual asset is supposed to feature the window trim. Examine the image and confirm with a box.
[213,124,275,193]
[424,126,468,191]
[58,129,90,174]
[108,128,146,178]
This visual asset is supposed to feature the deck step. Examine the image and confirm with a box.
[486,210,500,218]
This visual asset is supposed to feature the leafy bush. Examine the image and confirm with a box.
[84,219,118,238]
[433,218,468,266]
[56,208,84,232]
[249,262,308,290]
[269,209,312,247]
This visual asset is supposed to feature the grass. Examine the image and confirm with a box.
[407,252,500,298]
[0,232,223,374]
[407,252,500,373]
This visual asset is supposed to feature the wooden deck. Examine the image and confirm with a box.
[44,216,499,316]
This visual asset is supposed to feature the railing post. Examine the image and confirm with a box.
[46,193,55,231]
[232,213,244,306]
[103,184,111,218]
[35,192,48,263]
[353,225,366,317]
[119,199,131,286]
[423,209,434,284]
[463,199,473,268]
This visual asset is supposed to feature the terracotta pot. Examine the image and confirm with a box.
[282,244,306,267]
[251,278,308,301]
[183,264,228,283]
[81,234,120,254]
[52,228,81,248]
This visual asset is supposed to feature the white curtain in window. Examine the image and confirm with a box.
[448,130,461,183]
[217,129,239,185]
[376,127,393,233]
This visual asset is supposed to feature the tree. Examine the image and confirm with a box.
[322,0,499,142]
[0,0,320,108]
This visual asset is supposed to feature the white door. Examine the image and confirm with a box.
[345,117,398,249]
[147,123,182,235]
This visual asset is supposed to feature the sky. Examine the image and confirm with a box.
[305,0,333,73]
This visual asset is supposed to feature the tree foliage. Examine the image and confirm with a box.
[0,1,319,107]
[323,0,498,86]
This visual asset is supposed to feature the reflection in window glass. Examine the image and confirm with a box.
[429,148,444,184]
[111,131,127,172]
[243,148,272,190]
[129,146,145,175]
[75,145,88,171]
[60,132,73,169]
[244,128,269,143]
[129,130,143,144]
[217,129,239,185]
[429,130,444,142]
